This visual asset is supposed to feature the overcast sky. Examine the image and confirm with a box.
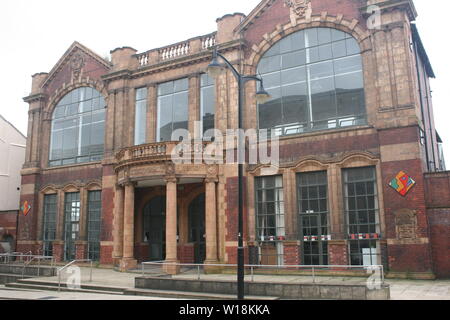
[0,0,448,166]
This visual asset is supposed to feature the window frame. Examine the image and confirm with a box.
[63,192,81,261]
[134,87,148,146]
[156,78,189,142]
[42,194,57,257]
[87,190,102,261]
[297,171,330,265]
[200,74,216,140]
[342,166,381,266]
[257,27,367,137]
[49,87,106,167]
[255,175,285,266]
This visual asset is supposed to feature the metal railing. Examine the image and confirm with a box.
[57,259,93,292]
[0,252,53,265]
[141,261,384,285]
[21,255,55,279]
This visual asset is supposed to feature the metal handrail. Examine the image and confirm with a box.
[141,261,385,285]
[0,253,53,265]
[57,259,93,292]
[21,255,54,279]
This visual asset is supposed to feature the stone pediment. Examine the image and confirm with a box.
[41,41,112,93]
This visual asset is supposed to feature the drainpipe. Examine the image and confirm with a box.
[412,38,431,172]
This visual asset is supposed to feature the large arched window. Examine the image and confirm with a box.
[49,87,106,167]
[257,27,366,136]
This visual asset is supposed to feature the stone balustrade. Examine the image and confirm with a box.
[135,32,216,68]
[115,141,213,169]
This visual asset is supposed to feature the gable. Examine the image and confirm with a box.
[42,42,112,97]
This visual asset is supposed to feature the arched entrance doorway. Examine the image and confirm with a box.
[143,196,166,261]
[188,193,206,263]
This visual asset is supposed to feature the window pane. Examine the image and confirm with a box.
[282,82,308,124]
[281,67,306,85]
[201,77,215,135]
[135,99,147,145]
[259,55,281,74]
[305,28,318,47]
[259,87,282,129]
[158,82,173,96]
[318,28,332,45]
[282,50,306,69]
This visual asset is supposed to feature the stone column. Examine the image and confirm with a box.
[112,185,125,265]
[164,176,180,274]
[205,178,218,264]
[120,182,137,271]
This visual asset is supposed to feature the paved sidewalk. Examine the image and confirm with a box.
[8,266,450,300]
[0,285,174,300]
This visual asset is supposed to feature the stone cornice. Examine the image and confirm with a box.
[23,93,46,103]
[101,69,132,83]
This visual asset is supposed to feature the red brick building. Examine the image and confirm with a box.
[18,0,449,278]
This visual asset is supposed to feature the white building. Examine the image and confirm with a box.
[0,115,26,252]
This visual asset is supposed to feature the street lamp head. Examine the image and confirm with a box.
[207,56,225,78]
[255,84,271,104]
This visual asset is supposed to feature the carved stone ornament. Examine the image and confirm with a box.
[70,53,85,80]
[284,0,311,17]
[165,161,176,176]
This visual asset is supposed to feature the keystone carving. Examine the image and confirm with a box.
[70,53,85,81]
[284,0,311,18]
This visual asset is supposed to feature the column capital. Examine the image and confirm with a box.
[164,176,178,184]
[205,176,218,184]
[123,180,137,188]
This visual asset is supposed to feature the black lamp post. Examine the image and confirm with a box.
[207,47,270,300]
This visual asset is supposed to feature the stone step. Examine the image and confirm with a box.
[124,288,280,300]
[5,282,124,296]
[0,264,57,277]
[0,273,31,285]
[15,279,127,293]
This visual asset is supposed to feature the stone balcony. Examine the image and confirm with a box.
[115,141,215,174]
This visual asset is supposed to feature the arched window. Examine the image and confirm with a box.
[257,28,366,136]
[49,87,106,167]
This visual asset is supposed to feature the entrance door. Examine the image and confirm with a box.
[143,196,166,261]
[188,194,206,263]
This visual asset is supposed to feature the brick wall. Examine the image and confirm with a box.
[381,158,434,273]
[427,209,450,278]
[424,171,450,208]
[425,172,450,278]
[283,242,301,265]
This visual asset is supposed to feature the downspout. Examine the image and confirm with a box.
[412,37,431,172]
[424,83,437,171]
